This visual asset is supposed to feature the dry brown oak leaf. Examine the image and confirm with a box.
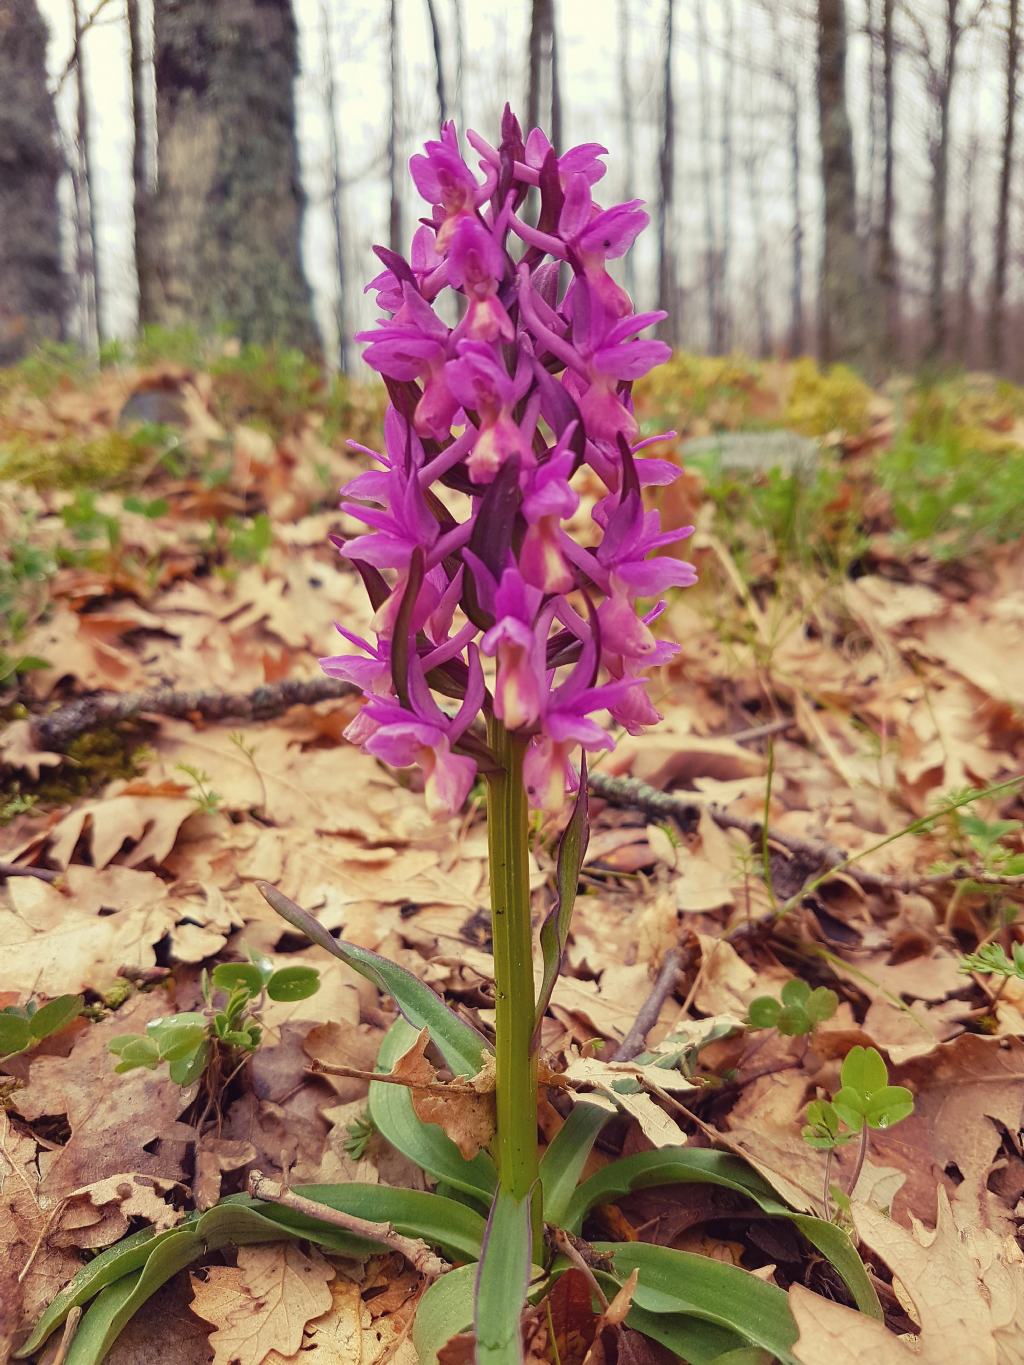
[790,1189,1024,1365]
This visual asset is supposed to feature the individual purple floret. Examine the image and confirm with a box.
[330,108,696,813]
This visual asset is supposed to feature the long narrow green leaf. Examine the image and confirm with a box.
[538,1101,611,1227]
[14,1227,165,1358]
[369,1019,496,1205]
[585,1267,752,1365]
[565,1147,879,1317]
[412,1264,478,1363]
[257,883,490,1076]
[475,1187,533,1365]
[592,1242,798,1365]
[534,759,589,1040]
[245,1182,486,1263]
[22,1186,472,1362]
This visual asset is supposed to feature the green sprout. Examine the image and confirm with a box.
[746,978,838,1037]
[108,954,319,1086]
[803,1045,914,1217]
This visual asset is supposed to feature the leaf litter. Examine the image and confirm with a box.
[1,352,1024,1362]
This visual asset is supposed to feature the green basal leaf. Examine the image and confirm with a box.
[0,1012,31,1056]
[539,1101,611,1227]
[565,1146,880,1317]
[244,1183,487,1263]
[15,1225,163,1358]
[412,1264,478,1363]
[258,882,490,1077]
[266,965,321,1001]
[840,1044,888,1095]
[588,1269,750,1365]
[23,1186,476,1361]
[534,756,589,1040]
[210,962,263,996]
[475,1186,533,1365]
[592,1242,798,1365]
[28,994,84,1041]
[369,1019,496,1206]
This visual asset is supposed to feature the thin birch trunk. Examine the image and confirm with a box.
[388,0,402,253]
[990,0,1019,369]
[71,0,101,351]
[696,0,719,352]
[656,0,678,344]
[321,1,348,372]
[424,0,448,126]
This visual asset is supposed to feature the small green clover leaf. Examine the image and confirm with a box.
[746,979,838,1037]
[265,965,320,1001]
[803,1046,914,1152]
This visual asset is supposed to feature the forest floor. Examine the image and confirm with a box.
[1,339,1023,1363]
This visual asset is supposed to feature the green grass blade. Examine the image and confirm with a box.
[257,882,490,1075]
[566,1146,879,1317]
[591,1242,798,1365]
[412,1264,478,1363]
[538,1101,611,1227]
[475,1186,533,1364]
[370,1019,496,1205]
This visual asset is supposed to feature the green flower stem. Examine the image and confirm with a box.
[486,717,541,1234]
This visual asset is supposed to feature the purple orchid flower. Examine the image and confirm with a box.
[326,107,697,817]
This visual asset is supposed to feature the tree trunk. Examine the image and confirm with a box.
[0,0,65,363]
[719,0,735,351]
[71,0,102,351]
[527,0,560,143]
[618,0,636,299]
[126,0,154,331]
[141,0,316,349]
[927,0,964,365]
[656,0,679,344]
[789,76,804,356]
[957,131,979,363]
[388,0,402,253]
[453,0,465,132]
[990,0,1019,370]
[424,0,448,126]
[743,13,770,355]
[695,0,719,352]
[321,1,347,372]
[817,0,871,368]
[874,0,898,363]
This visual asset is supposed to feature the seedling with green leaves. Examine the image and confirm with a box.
[803,1045,914,1216]
[960,941,1024,980]
[747,977,838,1036]
[108,956,320,1086]
[0,994,82,1059]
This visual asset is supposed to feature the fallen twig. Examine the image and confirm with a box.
[0,862,62,883]
[31,677,358,751]
[247,1171,449,1279]
[611,947,687,1062]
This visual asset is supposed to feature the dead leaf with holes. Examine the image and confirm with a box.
[389,1026,496,1161]
[50,1172,182,1249]
[790,1189,1024,1364]
[189,1243,335,1365]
